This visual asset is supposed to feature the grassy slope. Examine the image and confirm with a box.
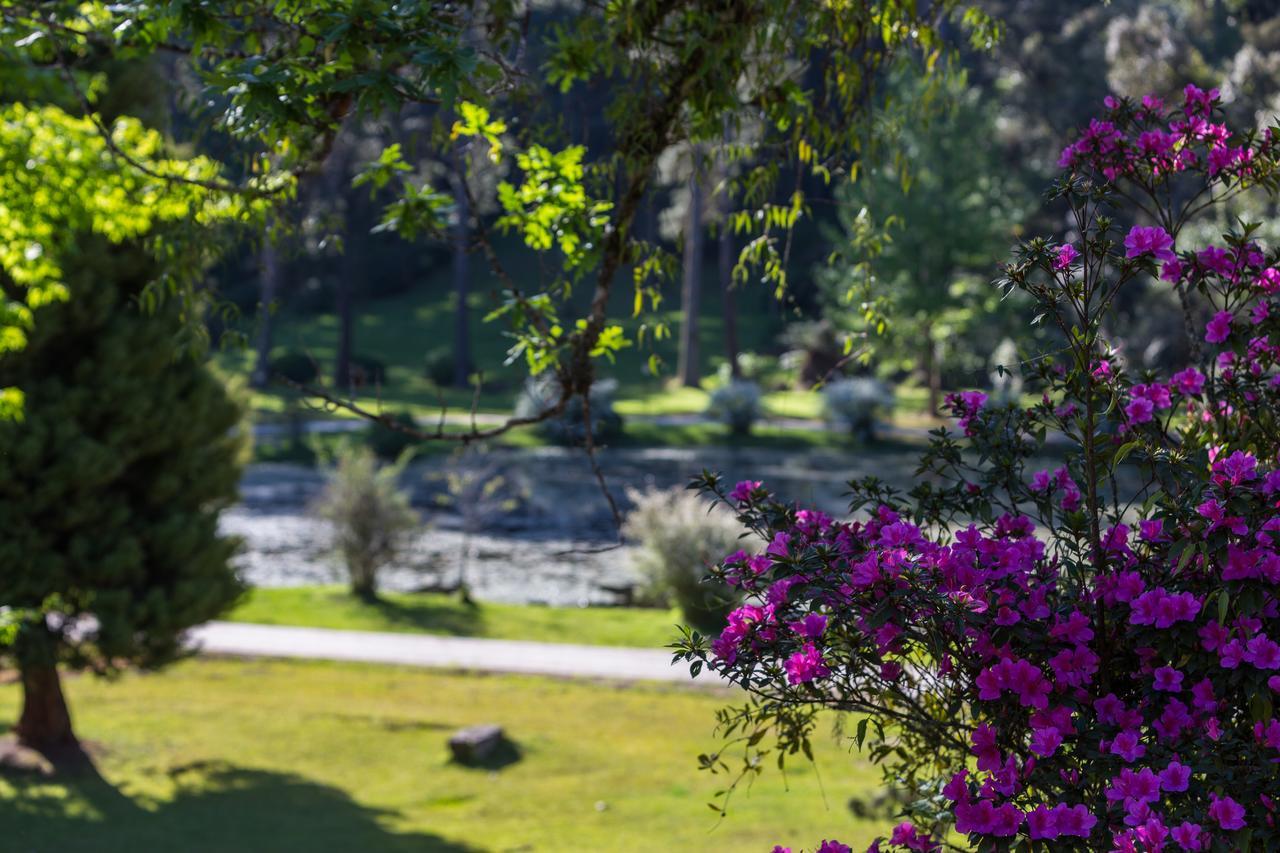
[1,658,884,851]
[217,255,951,427]
[227,586,685,649]
[218,252,790,420]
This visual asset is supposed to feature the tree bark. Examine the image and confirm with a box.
[717,170,740,379]
[14,626,76,751]
[250,231,280,389]
[677,160,705,388]
[449,154,474,389]
[334,265,353,391]
[923,322,941,416]
[324,142,354,392]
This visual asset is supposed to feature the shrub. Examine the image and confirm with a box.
[364,410,421,461]
[269,349,321,385]
[312,443,418,599]
[821,376,894,441]
[987,336,1025,406]
[349,354,386,387]
[780,319,849,387]
[622,487,746,634]
[706,379,764,435]
[424,346,456,387]
[679,87,1280,852]
[513,375,623,446]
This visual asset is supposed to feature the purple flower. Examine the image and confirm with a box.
[1125,226,1176,262]
[1198,245,1234,275]
[888,823,934,851]
[1030,726,1064,757]
[1139,129,1177,156]
[1107,767,1161,804]
[1170,366,1205,395]
[1054,804,1097,837]
[1170,822,1204,851]
[1026,804,1059,840]
[1183,84,1218,117]
[1153,666,1184,691]
[784,643,829,684]
[1138,519,1165,542]
[942,770,969,803]
[1054,244,1079,271]
[728,480,762,503]
[1125,397,1155,425]
[789,613,827,639]
[1204,310,1233,344]
[1110,730,1146,762]
[1159,761,1191,792]
[1208,793,1246,831]
[816,842,852,853]
[1161,258,1185,281]
[1212,450,1257,485]
[1245,635,1280,670]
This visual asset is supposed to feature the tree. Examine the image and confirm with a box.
[717,161,742,379]
[676,154,707,388]
[250,223,282,389]
[819,66,1029,413]
[1,1,998,441]
[0,234,247,752]
[448,148,474,388]
[0,50,260,754]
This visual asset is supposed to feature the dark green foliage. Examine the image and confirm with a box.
[0,236,246,672]
[269,349,321,384]
[349,355,386,387]
[423,347,455,387]
[364,411,420,461]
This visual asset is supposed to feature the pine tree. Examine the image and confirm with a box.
[0,235,246,753]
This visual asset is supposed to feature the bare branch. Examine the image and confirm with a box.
[273,375,568,444]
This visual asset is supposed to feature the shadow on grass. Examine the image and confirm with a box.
[3,758,478,853]
[358,594,486,637]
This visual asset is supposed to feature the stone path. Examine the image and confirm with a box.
[188,621,723,685]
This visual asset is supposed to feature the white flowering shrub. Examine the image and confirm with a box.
[821,377,895,441]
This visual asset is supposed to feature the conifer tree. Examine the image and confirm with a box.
[0,236,247,752]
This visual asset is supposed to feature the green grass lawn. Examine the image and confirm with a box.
[0,658,885,851]
[227,586,685,649]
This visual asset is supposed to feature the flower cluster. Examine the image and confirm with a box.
[1057,85,1272,186]
[681,87,1280,853]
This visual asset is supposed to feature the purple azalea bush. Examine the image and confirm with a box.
[677,85,1280,852]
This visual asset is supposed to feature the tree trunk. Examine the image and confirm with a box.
[923,323,941,416]
[677,162,704,388]
[323,143,354,392]
[449,156,473,389]
[717,173,740,379]
[14,626,76,751]
[250,233,280,389]
[334,267,353,392]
